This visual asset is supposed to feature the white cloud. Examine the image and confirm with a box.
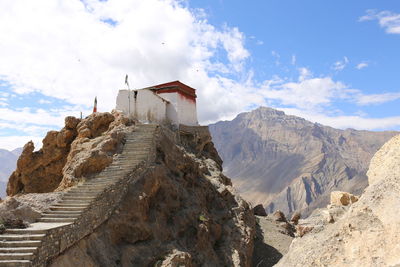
[355,92,400,105]
[281,107,400,130]
[0,0,398,151]
[356,62,369,70]
[0,0,250,125]
[360,10,400,34]
[259,68,354,111]
[298,67,312,82]
[271,50,280,65]
[0,136,43,151]
[38,99,52,104]
[332,56,349,71]
[291,54,296,65]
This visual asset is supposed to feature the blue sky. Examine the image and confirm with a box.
[0,0,399,150]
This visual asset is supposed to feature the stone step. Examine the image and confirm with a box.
[86,175,121,180]
[69,192,102,196]
[0,253,34,261]
[68,190,104,194]
[82,183,113,187]
[64,193,99,197]
[76,184,107,188]
[86,178,118,183]
[0,241,41,248]
[38,217,76,223]
[62,196,96,200]
[41,213,79,219]
[120,154,149,157]
[0,234,45,241]
[0,247,37,254]
[49,206,86,211]
[57,199,92,206]
[4,229,46,235]
[0,259,31,267]
[54,204,90,208]
[42,209,82,214]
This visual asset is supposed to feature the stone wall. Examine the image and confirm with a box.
[31,133,157,266]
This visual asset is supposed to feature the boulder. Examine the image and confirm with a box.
[253,204,267,216]
[273,210,286,222]
[290,212,301,225]
[330,191,358,206]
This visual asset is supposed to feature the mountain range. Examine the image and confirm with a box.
[209,107,397,216]
[0,147,22,198]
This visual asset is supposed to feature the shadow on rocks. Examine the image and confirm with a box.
[252,220,282,267]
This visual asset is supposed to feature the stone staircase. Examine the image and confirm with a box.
[0,124,158,267]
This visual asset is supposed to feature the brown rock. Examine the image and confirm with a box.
[290,211,301,225]
[7,112,131,195]
[330,191,358,206]
[273,210,287,222]
[65,116,80,129]
[276,134,400,267]
[160,250,193,267]
[50,126,255,267]
[253,204,267,216]
[296,225,314,237]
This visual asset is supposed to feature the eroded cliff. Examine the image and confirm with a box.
[7,111,131,196]
[49,125,255,267]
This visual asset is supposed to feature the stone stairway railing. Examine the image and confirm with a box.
[0,124,158,267]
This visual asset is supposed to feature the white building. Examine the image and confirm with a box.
[116,81,198,126]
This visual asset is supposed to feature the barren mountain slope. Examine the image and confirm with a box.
[276,134,400,267]
[209,107,397,216]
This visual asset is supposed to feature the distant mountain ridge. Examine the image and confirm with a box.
[209,107,398,216]
[0,147,21,198]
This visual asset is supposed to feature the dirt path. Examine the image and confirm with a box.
[252,215,293,267]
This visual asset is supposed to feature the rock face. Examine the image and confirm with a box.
[0,192,63,223]
[209,107,397,216]
[276,134,400,267]
[7,111,131,196]
[49,125,255,266]
[253,204,267,216]
[330,191,358,206]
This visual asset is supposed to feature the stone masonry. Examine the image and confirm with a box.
[0,124,158,267]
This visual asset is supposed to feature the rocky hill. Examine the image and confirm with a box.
[0,148,21,198]
[276,134,400,266]
[209,107,397,216]
[0,112,255,266]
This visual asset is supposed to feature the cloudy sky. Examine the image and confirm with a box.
[0,0,399,150]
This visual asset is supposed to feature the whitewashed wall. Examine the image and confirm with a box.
[116,89,167,123]
[158,92,198,126]
[177,94,198,126]
[157,92,178,125]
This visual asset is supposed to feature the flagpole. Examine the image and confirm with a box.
[125,74,130,118]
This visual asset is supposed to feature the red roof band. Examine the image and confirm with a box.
[151,81,197,103]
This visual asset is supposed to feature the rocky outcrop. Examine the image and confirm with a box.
[209,106,397,216]
[330,191,358,206]
[0,192,63,224]
[48,125,255,267]
[253,204,267,216]
[276,134,400,267]
[7,111,132,196]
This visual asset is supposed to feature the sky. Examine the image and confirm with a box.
[0,0,399,150]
